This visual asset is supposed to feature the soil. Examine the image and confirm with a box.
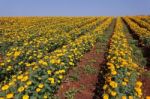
[55,43,106,99]
[140,69,150,97]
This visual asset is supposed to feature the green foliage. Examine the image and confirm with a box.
[64,88,80,99]
[84,65,97,74]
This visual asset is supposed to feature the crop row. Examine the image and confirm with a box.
[123,17,150,47]
[0,17,97,54]
[129,16,150,31]
[0,17,113,98]
[102,18,143,99]
[0,17,106,83]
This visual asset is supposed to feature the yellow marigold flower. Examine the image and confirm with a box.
[107,55,111,59]
[6,52,11,56]
[135,81,142,88]
[33,66,38,70]
[129,96,133,99]
[124,78,129,82]
[122,96,126,99]
[26,63,31,67]
[43,62,48,66]
[18,86,25,92]
[58,75,63,79]
[0,63,4,67]
[43,95,48,99]
[22,94,29,99]
[21,75,29,82]
[36,88,41,92]
[39,60,43,64]
[55,71,59,75]
[50,59,55,64]
[122,61,128,66]
[56,59,61,64]
[0,97,4,99]
[25,71,29,75]
[8,81,15,86]
[6,93,14,99]
[111,70,117,75]
[106,76,111,82]
[24,85,28,88]
[111,91,117,96]
[58,80,61,83]
[14,51,21,58]
[6,66,12,71]
[126,72,131,76]
[69,62,74,66]
[19,61,23,65]
[39,60,47,66]
[122,81,127,86]
[38,83,44,88]
[109,81,118,88]
[60,69,65,73]
[135,87,142,95]
[26,81,32,86]
[2,84,9,91]
[47,70,51,74]
[103,84,108,90]
[132,63,138,68]
[31,62,36,65]
[116,65,120,68]
[44,56,49,59]
[17,75,23,80]
[103,93,109,99]
[48,78,55,84]
[108,64,115,70]
[12,75,16,78]
[12,78,17,82]
[61,62,65,65]
[38,77,42,80]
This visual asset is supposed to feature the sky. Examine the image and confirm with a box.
[0,0,150,16]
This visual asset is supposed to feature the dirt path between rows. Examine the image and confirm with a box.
[55,43,106,99]
[55,19,115,99]
[140,68,150,97]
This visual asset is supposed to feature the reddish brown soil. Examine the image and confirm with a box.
[140,68,150,97]
[56,43,106,99]
[140,47,150,97]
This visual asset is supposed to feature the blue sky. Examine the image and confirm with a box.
[0,0,150,16]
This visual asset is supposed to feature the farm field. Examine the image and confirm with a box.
[0,16,150,99]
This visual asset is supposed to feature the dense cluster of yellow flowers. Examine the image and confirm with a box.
[141,16,150,24]
[0,17,113,98]
[0,17,105,82]
[123,17,150,46]
[0,17,96,42]
[102,18,143,99]
[129,16,150,31]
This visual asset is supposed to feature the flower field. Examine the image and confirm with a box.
[0,16,150,99]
